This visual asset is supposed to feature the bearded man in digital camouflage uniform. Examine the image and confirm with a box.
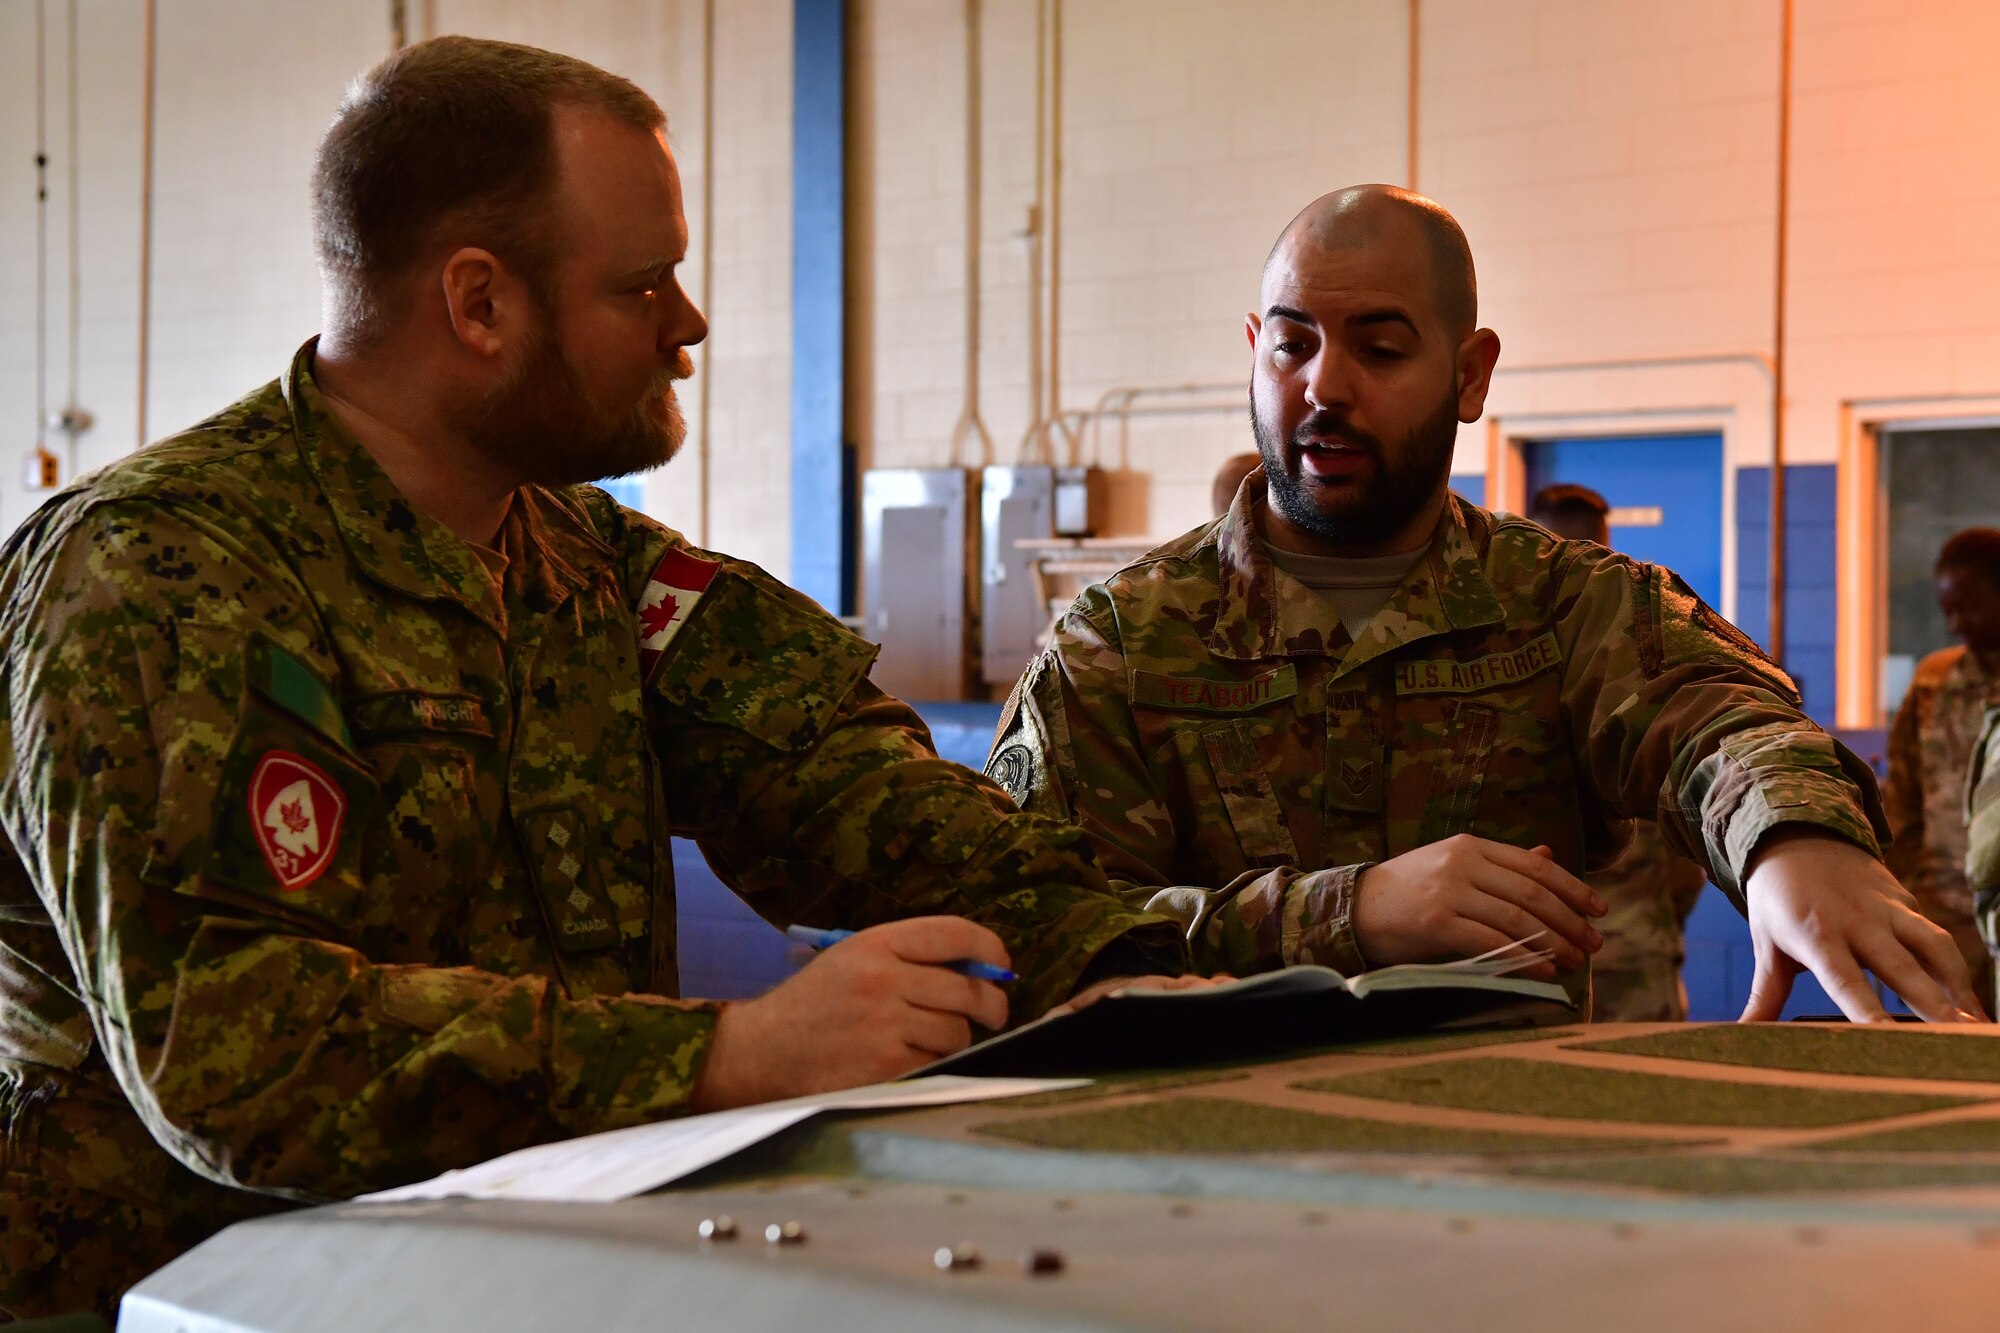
[0,38,1188,1321]
[988,183,1982,1030]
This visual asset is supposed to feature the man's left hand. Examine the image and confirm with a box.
[1740,828,1987,1023]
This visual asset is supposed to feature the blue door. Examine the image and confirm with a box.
[1524,433,1874,1020]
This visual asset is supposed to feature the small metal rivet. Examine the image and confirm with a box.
[1024,1248,1066,1276]
[766,1221,806,1245]
[1051,1198,1074,1211]
[1168,1202,1195,1218]
[698,1216,738,1241]
[945,1191,967,1205]
[934,1243,982,1272]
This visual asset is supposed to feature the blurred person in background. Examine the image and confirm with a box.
[1212,452,1265,516]
[1528,483,1707,1020]
[1883,527,2000,1008]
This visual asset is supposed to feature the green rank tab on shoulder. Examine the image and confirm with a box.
[1132,664,1297,714]
[1395,631,1562,695]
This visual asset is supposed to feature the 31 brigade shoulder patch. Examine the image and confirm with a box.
[638,548,722,682]
[247,750,347,891]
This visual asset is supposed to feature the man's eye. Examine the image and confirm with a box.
[1365,344,1407,360]
[632,286,659,299]
[1275,340,1308,356]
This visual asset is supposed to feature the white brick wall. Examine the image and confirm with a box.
[11,1,2000,587]
[0,0,791,578]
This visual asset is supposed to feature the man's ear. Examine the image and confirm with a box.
[1455,327,1502,423]
[440,247,511,361]
[1245,311,1262,350]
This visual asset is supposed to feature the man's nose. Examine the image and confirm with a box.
[1303,348,1354,412]
[663,295,708,353]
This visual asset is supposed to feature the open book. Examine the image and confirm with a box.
[922,937,1575,1079]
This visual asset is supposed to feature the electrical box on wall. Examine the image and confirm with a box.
[979,465,1055,687]
[1051,466,1104,537]
[861,468,981,702]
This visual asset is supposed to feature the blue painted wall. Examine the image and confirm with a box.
[1734,464,1838,727]
[789,0,851,615]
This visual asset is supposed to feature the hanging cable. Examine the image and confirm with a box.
[60,0,88,475]
[136,0,157,451]
[21,0,59,492]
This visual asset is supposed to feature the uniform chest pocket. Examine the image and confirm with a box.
[348,689,494,951]
[1410,699,1501,846]
[1201,720,1301,869]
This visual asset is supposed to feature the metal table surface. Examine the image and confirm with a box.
[121,1023,2000,1332]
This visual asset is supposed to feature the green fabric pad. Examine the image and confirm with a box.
[1510,1154,2000,1195]
[1300,1058,1979,1127]
[1572,1025,2000,1084]
[1806,1118,2000,1154]
[1332,1027,1584,1057]
[972,1096,1691,1156]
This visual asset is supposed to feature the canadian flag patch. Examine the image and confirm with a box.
[247,751,346,891]
[638,548,721,680]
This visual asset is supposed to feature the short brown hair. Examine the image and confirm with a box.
[312,35,665,345]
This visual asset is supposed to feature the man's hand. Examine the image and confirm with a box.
[1740,829,1987,1024]
[688,916,1010,1111]
[1047,972,1235,1018]
[1353,834,1606,978]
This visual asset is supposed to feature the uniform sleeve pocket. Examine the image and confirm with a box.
[154,625,377,934]
[651,574,879,751]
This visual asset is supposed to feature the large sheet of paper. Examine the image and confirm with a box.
[359,1075,1086,1205]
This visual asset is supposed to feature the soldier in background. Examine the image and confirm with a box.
[1212,452,1265,516]
[991,183,1981,1030]
[1885,528,2000,1006]
[0,38,1187,1321]
[1527,483,1708,1020]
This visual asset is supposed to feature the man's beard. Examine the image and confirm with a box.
[467,322,690,489]
[1250,383,1459,550]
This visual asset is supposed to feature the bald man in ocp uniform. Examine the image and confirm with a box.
[990,184,1984,1027]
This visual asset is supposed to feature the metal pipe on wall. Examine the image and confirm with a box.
[1406,0,1420,191]
[1015,0,1046,464]
[697,0,716,545]
[947,0,994,468]
[1769,0,1794,666]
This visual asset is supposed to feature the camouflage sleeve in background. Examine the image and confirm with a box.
[1882,668,1931,888]
[616,519,1188,1022]
[1962,707,2000,983]
[0,497,723,1203]
[991,589,1367,979]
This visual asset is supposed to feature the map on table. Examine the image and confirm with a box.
[704,1021,2000,1203]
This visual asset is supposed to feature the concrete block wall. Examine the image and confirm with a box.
[0,0,790,574]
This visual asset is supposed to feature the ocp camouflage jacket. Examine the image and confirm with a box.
[989,474,1886,979]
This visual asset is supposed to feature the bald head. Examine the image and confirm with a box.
[1263,185,1477,339]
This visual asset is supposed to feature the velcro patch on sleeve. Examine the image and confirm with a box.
[247,750,348,891]
[638,548,722,682]
[1394,631,1563,695]
[1131,664,1297,713]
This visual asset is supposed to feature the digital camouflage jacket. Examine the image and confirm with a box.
[0,342,1179,1317]
[988,475,1887,982]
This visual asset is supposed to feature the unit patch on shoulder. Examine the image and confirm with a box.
[247,751,347,891]
[638,548,722,681]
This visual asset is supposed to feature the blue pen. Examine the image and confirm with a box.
[785,925,1017,983]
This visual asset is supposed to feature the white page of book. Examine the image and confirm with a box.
[358,1074,1087,1205]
